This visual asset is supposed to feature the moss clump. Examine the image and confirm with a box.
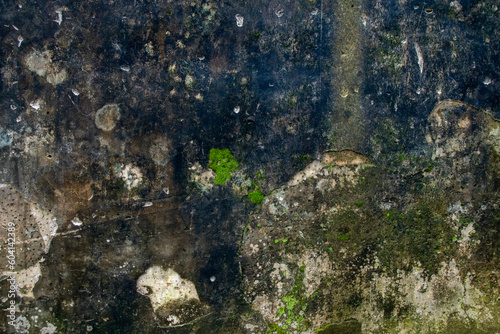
[248,190,265,204]
[208,148,239,185]
[337,233,351,241]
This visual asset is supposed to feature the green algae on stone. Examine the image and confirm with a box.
[268,264,310,333]
[208,148,239,185]
[248,189,265,204]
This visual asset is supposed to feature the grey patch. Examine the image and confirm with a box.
[25,50,67,85]
[0,127,12,147]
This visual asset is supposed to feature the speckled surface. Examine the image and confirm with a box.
[0,1,499,333]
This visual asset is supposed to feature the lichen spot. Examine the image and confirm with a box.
[95,104,121,131]
[25,50,68,85]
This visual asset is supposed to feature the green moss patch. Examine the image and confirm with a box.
[248,190,265,204]
[208,148,239,185]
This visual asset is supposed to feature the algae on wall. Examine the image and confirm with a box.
[240,103,500,333]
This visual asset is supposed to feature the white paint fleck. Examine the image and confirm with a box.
[235,14,244,27]
[166,315,180,325]
[414,42,424,74]
[54,10,62,25]
[71,217,83,226]
[30,100,41,110]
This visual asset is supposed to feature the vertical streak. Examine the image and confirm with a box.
[318,0,324,100]
[414,42,424,75]
[328,0,364,149]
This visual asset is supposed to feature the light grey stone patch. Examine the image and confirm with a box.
[95,104,121,131]
[0,126,12,147]
[14,316,31,333]
[137,266,200,312]
[40,322,57,334]
[136,266,210,327]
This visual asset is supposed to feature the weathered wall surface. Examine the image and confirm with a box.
[0,0,499,333]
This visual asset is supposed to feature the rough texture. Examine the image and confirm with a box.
[0,0,499,333]
[0,184,57,298]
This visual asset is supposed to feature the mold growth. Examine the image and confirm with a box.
[355,260,495,334]
[95,104,121,131]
